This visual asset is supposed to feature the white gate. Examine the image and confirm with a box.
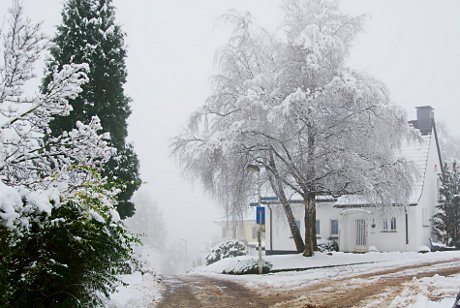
[355,219,367,247]
[339,209,371,253]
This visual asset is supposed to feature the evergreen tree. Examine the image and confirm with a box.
[433,161,460,247]
[43,0,140,218]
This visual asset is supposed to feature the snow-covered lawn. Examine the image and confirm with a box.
[195,250,460,307]
[106,271,163,307]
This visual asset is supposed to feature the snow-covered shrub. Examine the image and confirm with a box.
[206,240,248,265]
[221,257,272,275]
[368,246,379,253]
[417,245,431,254]
[317,240,339,252]
[0,176,138,307]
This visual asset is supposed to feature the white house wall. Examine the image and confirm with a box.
[267,201,339,253]
[411,129,442,249]
[316,202,342,241]
[368,207,408,252]
[266,203,304,252]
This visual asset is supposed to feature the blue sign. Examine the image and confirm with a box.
[256,206,265,225]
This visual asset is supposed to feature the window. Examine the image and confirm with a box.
[315,220,320,235]
[383,217,396,232]
[330,219,338,236]
[390,217,396,231]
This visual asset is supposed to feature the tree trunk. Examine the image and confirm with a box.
[303,192,317,257]
[276,181,305,253]
[267,153,305,253]
[303,125,317,257]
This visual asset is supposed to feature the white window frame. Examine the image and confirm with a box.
[330,219,339,237]
[382,217,397,232]
[315,220,320,235]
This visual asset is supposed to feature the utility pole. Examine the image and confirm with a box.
[247,164,264,274]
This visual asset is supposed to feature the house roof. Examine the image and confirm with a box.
[335,133,432,207]
[400,133,432,204]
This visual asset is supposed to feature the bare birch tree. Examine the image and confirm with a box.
[172,0,414,256]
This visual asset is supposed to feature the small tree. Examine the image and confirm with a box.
[125,190,167,250]
[433,161,460,247]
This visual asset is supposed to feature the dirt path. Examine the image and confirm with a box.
[156,275,267,307]
[156,258,460,308]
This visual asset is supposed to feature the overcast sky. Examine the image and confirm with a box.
[1,0,460,260]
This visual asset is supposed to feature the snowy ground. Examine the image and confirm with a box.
[194,250,460,307]
[106,271,163,307]
[106,246,164,307]
[104,250,460,307]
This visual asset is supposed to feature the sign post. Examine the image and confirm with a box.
[256,206,265,274]
[247,164,265,274]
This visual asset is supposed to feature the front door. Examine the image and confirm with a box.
[355,219,368,252]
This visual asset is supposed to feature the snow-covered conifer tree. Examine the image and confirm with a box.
[43,0,141,218]
[433,161,460,247]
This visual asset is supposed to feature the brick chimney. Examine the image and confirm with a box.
[413,106,434,135]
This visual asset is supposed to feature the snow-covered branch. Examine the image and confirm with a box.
[0,3,114,190]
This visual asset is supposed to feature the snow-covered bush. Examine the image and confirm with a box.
[317,240,339,253]
[368,246,379,253]
[417,245,431,254]
[221,257,272,275]
[206,240,248,265]
[0,173,138,307]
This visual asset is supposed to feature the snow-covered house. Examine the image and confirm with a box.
[265,106,443,254]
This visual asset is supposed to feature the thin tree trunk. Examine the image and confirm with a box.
[267,152,305,253]
[272,177,305,253]
[303,192,316,256]
[303,124,317,256]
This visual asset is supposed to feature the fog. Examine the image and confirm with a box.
[2,0,459,273]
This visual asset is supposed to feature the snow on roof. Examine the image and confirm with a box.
[335,133,432,207]
[335,195,373,207]
[401,134,431,204]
